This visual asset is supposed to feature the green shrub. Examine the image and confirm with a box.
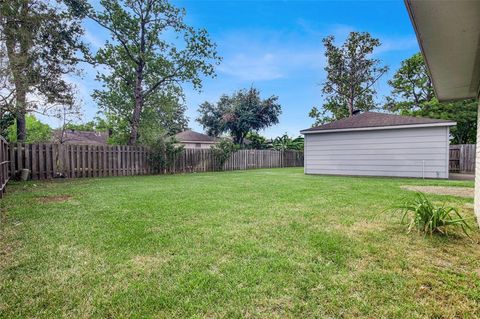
[7,115,52,143]
[211,139,239,170]
[147,136,184,174]
[393,193,471,236]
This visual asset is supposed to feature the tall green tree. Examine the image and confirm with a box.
[385,52,434,113]
[0,0,86,142]
[197,87,282,145]
[309,32,388,125]
[99,92,189,145]
[386,53,477,144]
[70,0,220,145]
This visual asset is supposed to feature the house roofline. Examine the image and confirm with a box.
[301,122,456,135]
[178,140,217,144]
[404,0,444,101]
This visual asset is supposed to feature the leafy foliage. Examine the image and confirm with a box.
[197,87,282,144]
[138,93,189,136]
[65,117,110,132]
[0,112,14,137]
[406,98,477,144]
[0,0,87,141]
[271,134,304,151]
[211,139,239,170]
[310,32,388,125]
[244,132,269,149]
[385,53,477,144]
[385,53,433,112]
[70,0,220,144]
[7,114,51,143]
[393,193,471,236]
[102,92,190,145]
[146,136,184,174]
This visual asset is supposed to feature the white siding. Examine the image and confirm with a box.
[176,142,215,149]
[304,126,450,178]
[182,142,214,149]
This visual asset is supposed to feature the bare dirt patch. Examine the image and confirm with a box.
[400,185,473,198]
[36,195,72,203]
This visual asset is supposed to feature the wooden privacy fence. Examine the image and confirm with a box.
[0,137,9,197]
[449,144,476,173]
[169,149,303,173]
[9,143,150,180]
[7,143,304,180]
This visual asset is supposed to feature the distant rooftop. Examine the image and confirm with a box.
[174,130,218,143]
[301,112,455,134]
[54,130,109,145]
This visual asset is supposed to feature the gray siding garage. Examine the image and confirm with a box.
[301,112,456,179]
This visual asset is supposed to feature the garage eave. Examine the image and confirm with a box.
[301,122,456,135]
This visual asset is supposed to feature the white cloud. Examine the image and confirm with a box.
[218,53,284,81]
[215,29,326,82]
[376,35,419,53]
[84,30,104,50]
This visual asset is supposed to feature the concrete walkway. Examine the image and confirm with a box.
[450,173,475,181]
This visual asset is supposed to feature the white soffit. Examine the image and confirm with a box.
[405,0,480,101]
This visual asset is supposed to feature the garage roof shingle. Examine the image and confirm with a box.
[301,112,455,133]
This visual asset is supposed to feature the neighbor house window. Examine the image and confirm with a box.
[196,143,201,148]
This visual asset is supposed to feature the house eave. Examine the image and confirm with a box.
[404,0,480,102]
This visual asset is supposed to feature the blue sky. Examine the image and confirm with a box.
[54,0,420,138]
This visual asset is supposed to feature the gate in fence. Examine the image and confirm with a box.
[449,144,475,173]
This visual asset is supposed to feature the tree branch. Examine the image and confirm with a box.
[85,12,140,65]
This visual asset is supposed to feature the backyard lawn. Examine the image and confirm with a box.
[1,168,479,318]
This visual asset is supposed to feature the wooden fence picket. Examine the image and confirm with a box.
[2,142,303,181]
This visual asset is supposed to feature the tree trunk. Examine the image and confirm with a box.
[15,82,27,142]
[347,97,354,116]
[16,111,26,142]
[4,0,30,143]
[128,101,142,145]
[128,68,144,145]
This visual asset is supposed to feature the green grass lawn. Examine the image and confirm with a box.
[1,168,479,318]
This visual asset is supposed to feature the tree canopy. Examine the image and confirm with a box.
[385,53,434,113]
[68,0,220,145]
[0,0,86,142]
[197,87,282,145]
[385,53,477,144]
[309,32,388,126]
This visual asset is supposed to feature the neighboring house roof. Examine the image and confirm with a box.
[405,0,480,101]
[224,136,252,145]
[54,130,109,145]
[174,130,218,143]
[300,112,456,134]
